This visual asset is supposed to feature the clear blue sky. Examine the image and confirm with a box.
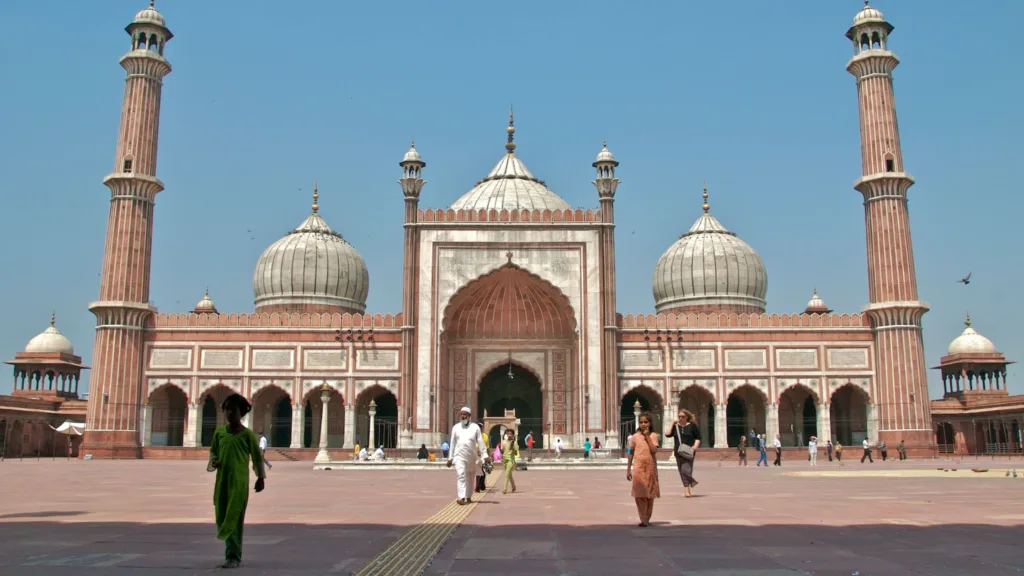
[1,1,1021,399]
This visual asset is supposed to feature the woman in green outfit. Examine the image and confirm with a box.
[207,394,266,569]
[501,428,519,494]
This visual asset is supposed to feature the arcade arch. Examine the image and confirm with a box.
[356,385,398,449]
[726,385,767,448]
[620,385,664,447]
[198,384,234,447]
[779,384,818,447]
[147,383,187,446]
[301,388,345,449]
[677,386,715,448]
[478,362,543,449]
[829,384,869,446]
[252,385,292,448]
[936,421,955,454]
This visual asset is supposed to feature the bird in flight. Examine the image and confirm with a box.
[957,272,971,285]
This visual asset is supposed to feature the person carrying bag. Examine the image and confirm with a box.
[666,408,701,498]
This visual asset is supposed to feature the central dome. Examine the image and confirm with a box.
[450,112,571,212]
[652,186,767,315]
[253,185,369,314]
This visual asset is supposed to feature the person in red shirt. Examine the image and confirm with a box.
[524,430,535,462]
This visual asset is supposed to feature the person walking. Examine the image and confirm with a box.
[626,412,660,527]
[826,439,834,462]
[257,431,272,470]
[446,406,488,505]
[500,429,519,494]
[897,439,906,460]
[666,408,701,497]
[879,440,888,461]
[808,436,818,466]
[440,440,449,459]
[773,434,782,466]
[738,435,748,466]
[583,438,592,459]
[207,394,266,569]
[554,437,562,459]
[524,430,534,462]
[756,434,768,466]
[860,438,874,463]
[835,442,843,463]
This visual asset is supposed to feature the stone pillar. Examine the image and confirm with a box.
[142,404,153,447]
[315,386,332,464]
[767,402,779,444]
[290,404,303,448]
[368,400,377,450]
[184,403,199,447]
[661,404,673,442]
[398,403,414,448]
[241,412,250,429]
[714,404,728,448]
[343,404,355,449]
[633,400,641,429]
[818,402,832,443]
[867,403,879,443]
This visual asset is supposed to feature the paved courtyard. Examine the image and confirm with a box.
[0,457,1022,575]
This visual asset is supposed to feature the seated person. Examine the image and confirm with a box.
[417,444,429,460]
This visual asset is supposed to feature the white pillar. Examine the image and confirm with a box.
[818,402,831,443]
[767,402,779,444]
[633,399,641,429]
[661,404,673,439]
[142,404,153,447]
[315,386,332,464]
[714,404,728,448]
[368,400,377,450]
[290,404,303,448]
[867,403,878,443]
[184,403,199,447]
[343,404,355,448]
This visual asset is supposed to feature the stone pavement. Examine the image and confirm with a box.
[0,457,1022,575]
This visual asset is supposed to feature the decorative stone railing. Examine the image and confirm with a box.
[149,312,403,329]
[417,207,603,224]
[616,312,867,330]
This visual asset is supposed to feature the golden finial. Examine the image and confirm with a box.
[50,311,56,327]
[311,180,319,214]
[702,181,710,213]
[964,312,972,328]
[505,106,516,153]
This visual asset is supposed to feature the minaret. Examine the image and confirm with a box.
[592,140,621,447]
[83,1,172,458]
[398,139,425,447]
[846,2,932,450]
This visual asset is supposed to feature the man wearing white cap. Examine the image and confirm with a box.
[447,406,488,505]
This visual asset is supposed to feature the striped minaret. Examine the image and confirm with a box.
[83,2,172,458]
[846,2,933,452]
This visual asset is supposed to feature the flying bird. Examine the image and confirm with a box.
[957,272,971,285]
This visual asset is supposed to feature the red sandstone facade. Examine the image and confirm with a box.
[10,2,989,460]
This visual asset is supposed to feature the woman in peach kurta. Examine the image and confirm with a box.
[626,412,660,527]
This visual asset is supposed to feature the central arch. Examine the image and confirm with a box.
[478,362,543,449]
[440,261,578,444]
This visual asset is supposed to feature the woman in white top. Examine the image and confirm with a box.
[807,436,818,466]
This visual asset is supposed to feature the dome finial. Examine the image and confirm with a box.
[50,311,56,327]
[702,180,710,213]
[965,312,972,328]
[312,180,319,214]
[150,0,155,7]
[410,137,415,149]
[505,105,516,153]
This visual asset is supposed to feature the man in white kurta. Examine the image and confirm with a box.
[448,406,487,504]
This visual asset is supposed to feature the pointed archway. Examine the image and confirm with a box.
[478,362,544,449]
[830,384,869,446]
[779,384,819,447]
[677,386,715,448]
[620,386,664,447]
[726,385,767,447]
[441,260,578,444]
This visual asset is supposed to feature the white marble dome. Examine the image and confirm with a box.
[253,209,369,313]
[852,3,885,26]
[653,206,768,314]
[194,289,217,313]
[25,314,74,355]
[948,316,998,355]
[401,141,423,164]
[133,2,166,27]
[450,153,570,213]
[594,141,617,165]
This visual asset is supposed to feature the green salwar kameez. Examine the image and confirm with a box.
[208,426,265,564]
[501,439,519,493]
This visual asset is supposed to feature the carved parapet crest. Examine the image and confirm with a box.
[150,311,404,329]
[417,207,602,224]
[617,311,867,330]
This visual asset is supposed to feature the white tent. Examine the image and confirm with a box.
[52,421,85,436]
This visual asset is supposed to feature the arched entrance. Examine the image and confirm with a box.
[936,422,955,454]
[830,384,869,446]
[441,260,577,445]
[148,384,187,446]
[677,386,715,448]
[301,388,345,449]
[252,385,292,448]
[357,386,398,449]
[620,386,664,447]
[726,385,767,447]
[779,385,818,447]
[199,384,234,447]
[479,363,543,449]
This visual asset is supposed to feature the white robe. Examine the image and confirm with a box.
[449,421,486,499]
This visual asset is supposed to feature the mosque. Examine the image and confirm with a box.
[2,2,1021,460]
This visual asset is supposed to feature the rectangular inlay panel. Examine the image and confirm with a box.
[724,349,767,369]
[620,349,662,369]
[200,349,243,370]
[672,349,715,369]
[775,349,818,369]
[149,348,191,369]
[356,350,399,370]
[828,348,869,369]
[251,349,294,369]
[304,349,347,369]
